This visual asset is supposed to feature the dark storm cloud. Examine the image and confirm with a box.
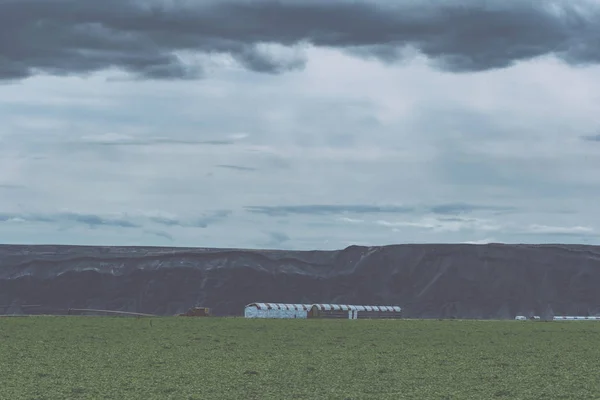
[2,0,600,80]
[245,204,415,216]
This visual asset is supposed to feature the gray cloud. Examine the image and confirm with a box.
[197,140,237,146]
[582,134,600,142]
[0,212,140,228]
[148,210,231,228]
[245,203,519,217]
[66,213,139,228]
[518,231,597,238]
[2,0,600,81]
[264,231,291,248]
[430,203,517,215]
[0,184,25,190]
[216,164,257,172]
[145,230,174,241]
[245,204,415,217]
[0,210,231,229]
[185,210,232,228]
[80,137,237,146]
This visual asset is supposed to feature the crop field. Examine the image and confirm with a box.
[1,317,600,400]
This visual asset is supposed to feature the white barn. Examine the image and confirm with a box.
[244,303,312,319]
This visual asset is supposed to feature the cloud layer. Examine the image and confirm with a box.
[2,0,600,81]
[0,210,231,229]
[1,1,600,249]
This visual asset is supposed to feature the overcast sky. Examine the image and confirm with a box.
[1,0,600,250]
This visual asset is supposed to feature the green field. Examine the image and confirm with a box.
[1,317,599,399]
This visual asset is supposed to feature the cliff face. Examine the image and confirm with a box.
[1,243,600,318]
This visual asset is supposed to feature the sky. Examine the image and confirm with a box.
[1,0,600,250]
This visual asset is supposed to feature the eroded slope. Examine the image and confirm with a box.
[1,243,600,318]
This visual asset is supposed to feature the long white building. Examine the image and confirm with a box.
[244,303,312,319]
[244,303,402,319]
[515,315,600,321]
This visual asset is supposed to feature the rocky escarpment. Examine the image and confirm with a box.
[1,243,600,318]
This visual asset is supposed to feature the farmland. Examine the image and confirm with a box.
[1,318,599,399]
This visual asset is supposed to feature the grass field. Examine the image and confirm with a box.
[1,317,600,400]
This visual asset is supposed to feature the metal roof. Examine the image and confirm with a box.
[515,315,600,321]
[309,304,402,312]
[245,303,311,311]
[245,303,402,312]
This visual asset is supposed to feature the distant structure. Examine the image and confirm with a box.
[515,315,540,321]
[309,304,402,319]
[552,316,600,321]
[244,303,312,319]
[515,315,600,321]
[244,303,402,319]
[178,307,211,317]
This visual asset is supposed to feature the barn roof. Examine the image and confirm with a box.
[311,304,402,312]
[245,303,312,311]
[245,303,401,312]
[515,315,600,321]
